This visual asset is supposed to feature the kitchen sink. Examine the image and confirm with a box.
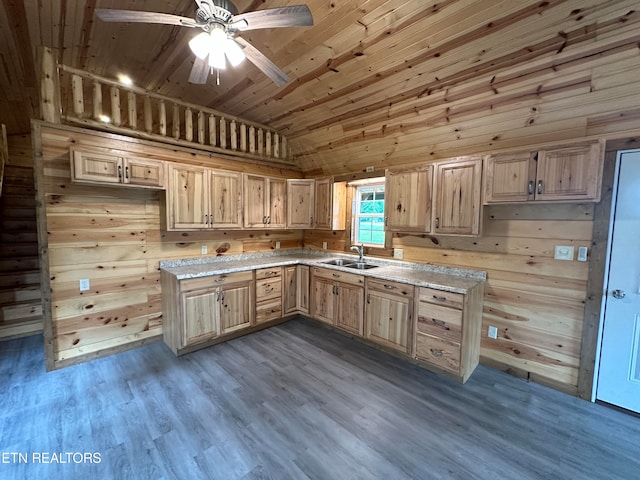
[344,262,379,270]
[322,259,354,266]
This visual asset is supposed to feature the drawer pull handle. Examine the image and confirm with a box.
[265,287,273,293]
[383,284,395,290]
[215,278,225,283]
[433,295,447,302]
[332,273,340,278]
[430,349,444,357]
[432,319,446,327]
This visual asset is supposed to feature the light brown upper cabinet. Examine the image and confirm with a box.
[166,164,242,230]
[385,165,433,232]
[433,157,483,236]
[314,177,347,230]
[244,174,286,228]
[287,179,315,228]
[484,140,604,204]
[71,148,166,189]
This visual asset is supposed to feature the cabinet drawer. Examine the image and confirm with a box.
[312,267,364,286]
[256,277,282,300]
[179,271,253,291]
[256,267,282,280]
[418,287,464,309]
[367,278,414,297]
[416,302,462,342]
[415,333,460,373]
[256,297,282,323]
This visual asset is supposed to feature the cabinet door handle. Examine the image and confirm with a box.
[204,214,208,225]
[537,180,544,195]
[125,166,129,179]
[434,217,440,228]
[430,349,444,357]
[384,216,388,226]
[366,293,370,304]
[216,291,220,301]
[263,215,267,224]
[310,216,313,225]
[527,180,534,195]
[267,215,271,224]
[117,165,122,180]
[432,295,447,302]
[220,292,225,302]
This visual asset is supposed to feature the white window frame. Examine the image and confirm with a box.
[352,180,385,248]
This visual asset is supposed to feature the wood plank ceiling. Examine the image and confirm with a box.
[1,0,639,174]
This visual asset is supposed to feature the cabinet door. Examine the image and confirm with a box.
[335,283,364,335]
[433,158,482,235]
[483,151,535,203]
[71,149,122,185]
[219,282,253,335]
[181,288,219,346]
[268,177,287,228]
[314,177,332,229]
[124,157,166,189]
[365,289,411,353]
[297,265,310,314]
[536,142,603,202]
[312,276,335,325]
[287,179,315,228]
[284,266,298,315]
[167,165,208,229]
[243,174,268,227]
[385,166,433,232]
[209,170,243,228]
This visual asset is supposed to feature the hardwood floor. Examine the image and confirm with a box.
[1,318,639,480]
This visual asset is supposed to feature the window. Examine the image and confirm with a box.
[353,181,385,247]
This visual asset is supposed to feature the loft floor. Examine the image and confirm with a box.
[1,318,639,479]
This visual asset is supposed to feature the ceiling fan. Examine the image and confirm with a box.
[95,0,313,86]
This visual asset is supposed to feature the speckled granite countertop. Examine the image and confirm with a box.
[160,249,485,294]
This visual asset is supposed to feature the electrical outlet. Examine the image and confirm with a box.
[201,245,208,255]
[322,241,328,250]
[393,248,403,259]
[79,278,90,292]
[275,241,281,249]
[365,166,375,172]
[577,246,588,262]
[554,245,574,261]
[488,325,498,339]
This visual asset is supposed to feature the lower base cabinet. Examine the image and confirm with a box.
[311,267,364,335]
[284,265,309,315]
[162,270,254,354]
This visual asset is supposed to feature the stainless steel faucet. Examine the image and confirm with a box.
[350,244,364,263]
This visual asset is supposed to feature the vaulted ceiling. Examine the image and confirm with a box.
[2,0,640,174]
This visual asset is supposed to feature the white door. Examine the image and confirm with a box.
[596,150,640,413]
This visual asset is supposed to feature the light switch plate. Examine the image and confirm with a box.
[488,326,498,339]
[201,245,208,255]
[79,278,90,292]
[275,241,281,249]
[393,248,403,259]
[554,245,574,261]
[322,241,327,250]
[577,246,588,262]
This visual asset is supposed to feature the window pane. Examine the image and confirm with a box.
[357,217,384,246]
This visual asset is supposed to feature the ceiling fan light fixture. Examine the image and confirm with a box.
[224,38,245,67]
[189,31,210,59]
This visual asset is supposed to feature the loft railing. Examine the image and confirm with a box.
[39,47,291,165]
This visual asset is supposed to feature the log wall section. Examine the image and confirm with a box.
[305,199,596,394]
[35,123,302,369]
[0,134,41,339]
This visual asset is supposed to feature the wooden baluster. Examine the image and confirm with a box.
[110,86,121,126]
[230,120,237,150]
[92,81,103,121]
[274,133,280,158]
[257,128,264,156]
[266,131,272,157]
[127,91,137,129]
[172,104,180,140]
[249,126,256,154]
[159,101,167,136]
[240,123,247,152]
[71,75,84,116]
[185,107,193,142]
[208,114,216,146]
[219,118,227,149]
[197,111,205,144]
[144,96,152,133]
[281,136,287,159]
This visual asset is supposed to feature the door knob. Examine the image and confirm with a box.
[612,289,626,299]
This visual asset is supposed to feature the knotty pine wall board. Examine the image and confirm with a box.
[35,123,303,369]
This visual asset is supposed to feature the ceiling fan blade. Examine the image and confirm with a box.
[234,37,289,86]
[189,56,210,84]
[95,9,198,27]
[230,5,313,31]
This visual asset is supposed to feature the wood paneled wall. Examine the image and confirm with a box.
[0,134,42,339]
[34,123,302,369]
[305,198,595,394]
